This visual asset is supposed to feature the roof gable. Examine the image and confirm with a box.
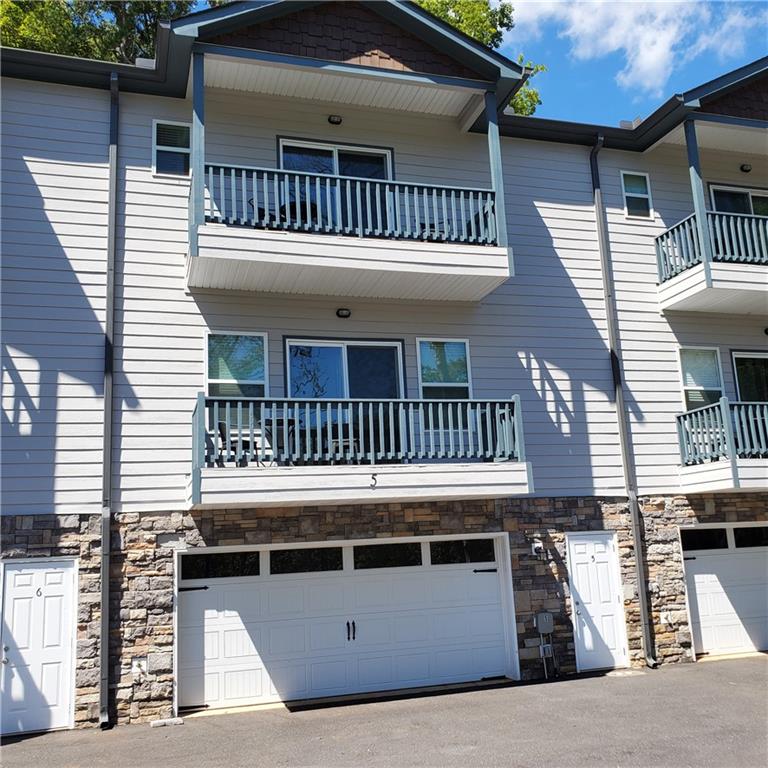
[198,1,484,80]
[699,73,768,121]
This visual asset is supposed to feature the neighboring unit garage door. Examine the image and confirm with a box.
[682,525,768,656]
[178,538,514,710]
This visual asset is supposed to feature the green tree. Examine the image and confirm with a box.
[0,1,194,63]
[415,0,544,115]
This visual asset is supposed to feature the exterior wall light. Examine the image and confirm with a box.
[740,164,752,173]
[336,308,351,319]
[328,115,343,125]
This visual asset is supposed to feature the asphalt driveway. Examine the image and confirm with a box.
[3,657,767,768]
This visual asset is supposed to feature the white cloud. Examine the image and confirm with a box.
[507,1,766,97]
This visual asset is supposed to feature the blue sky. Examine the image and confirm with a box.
[500,0,768,125]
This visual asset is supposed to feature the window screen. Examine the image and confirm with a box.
[419,340,470,399]
[155,122,190,176]
[680,349,723,410]
[621,172,652,218]
[208,334,266,398]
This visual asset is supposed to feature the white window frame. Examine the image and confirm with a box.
[678,346,725,411]
[732,351,768,401]
[285,339,404,398]
[279,138,393,180]
[416,338,474,399]
[205,330,269,397]
[709,183,768,214]
[152,119,191,178]
[620,170,654,220]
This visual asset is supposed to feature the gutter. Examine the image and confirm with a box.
[100,71,119,729]
[589,136,659,669]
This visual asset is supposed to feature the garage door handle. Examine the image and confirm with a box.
[683,556,696,561]
[473,568,497,573]
[346,621,351,641]
[179,586,209,592]
[352,620,356,640]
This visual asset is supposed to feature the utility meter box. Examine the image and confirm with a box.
[535,611,554,635]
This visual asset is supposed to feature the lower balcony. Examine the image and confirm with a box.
[188,396,533,508]
[187,165,511,301]
[655,211,768,313]
[677,398,768,493]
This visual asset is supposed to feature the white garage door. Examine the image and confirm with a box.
[682,525,768,656]
[178,538,514,710]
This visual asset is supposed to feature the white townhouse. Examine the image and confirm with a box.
[1,0,766,735]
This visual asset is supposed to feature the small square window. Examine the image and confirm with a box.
[621,171,653,219]
[418,340,471,400]
[680,349,723,411]
[154,121,191,177]
[207,333,266,398]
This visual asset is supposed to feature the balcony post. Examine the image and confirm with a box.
[190,52,205,258]
[484,92,511,265]
[718,396,741,489]
[683,119,713,282]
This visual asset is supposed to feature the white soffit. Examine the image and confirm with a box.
[656,121,768,155]
[202,54,478,117]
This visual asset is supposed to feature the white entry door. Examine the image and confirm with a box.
[566,532,628,672]
[1,560,76,734]
[178,538,514,709]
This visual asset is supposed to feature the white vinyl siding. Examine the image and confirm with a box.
[1,78,109,515]
[602,141,768,493]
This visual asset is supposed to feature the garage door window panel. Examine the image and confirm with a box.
[680,528,728,552]
[353,543,422,569]
[181,552,261,580]
[733,526,768,549]
[270,547,344,574]
[430,539,496,565]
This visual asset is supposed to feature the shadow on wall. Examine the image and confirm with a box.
[1,123,138,516]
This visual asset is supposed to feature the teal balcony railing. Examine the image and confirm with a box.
[203,164,498,245]
[655,211,768,283]
[192,394,525,477]
[677,398,768,465]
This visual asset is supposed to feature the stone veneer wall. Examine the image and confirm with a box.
[1,492,765,727]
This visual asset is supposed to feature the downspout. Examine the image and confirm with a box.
[589,136,659,669]
[100,71,119,728]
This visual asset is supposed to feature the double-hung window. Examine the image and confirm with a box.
[417,339,472,399]
[207,333,267,398]
[620,171,653,219]
[679,348,723,410]
[153,121,191,177]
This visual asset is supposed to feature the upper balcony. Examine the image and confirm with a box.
[655,211,768,313]
[187,395,532,509]
[179,0,524,303]
[188,162,510,301]
[676,398,768,493]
